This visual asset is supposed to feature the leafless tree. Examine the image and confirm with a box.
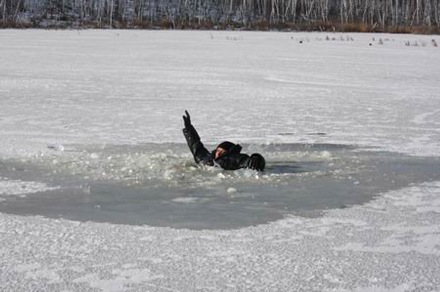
[1,0,439,30]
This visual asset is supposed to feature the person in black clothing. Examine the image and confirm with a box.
[182,110,265,171]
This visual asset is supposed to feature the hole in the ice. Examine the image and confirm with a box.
[0,143,439,230]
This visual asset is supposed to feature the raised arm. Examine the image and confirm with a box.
[182,110,213,166]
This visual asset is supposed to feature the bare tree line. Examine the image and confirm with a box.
[1,0,439,31]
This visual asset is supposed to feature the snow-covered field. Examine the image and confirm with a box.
[1,30,440,291]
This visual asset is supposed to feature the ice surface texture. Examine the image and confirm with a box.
[1,30,440,291]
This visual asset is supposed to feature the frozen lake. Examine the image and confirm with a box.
[1,30,440,291]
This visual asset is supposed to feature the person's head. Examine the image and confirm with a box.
[214,141,241,159]
[215,147,227,159]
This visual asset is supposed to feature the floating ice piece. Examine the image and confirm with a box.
[227,187,237,194]
[47,143,64,151]
[172,197,199,204]
[89,153,99,159]
[0,177,60,196]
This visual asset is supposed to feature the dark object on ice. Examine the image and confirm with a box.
[182,110,265,171]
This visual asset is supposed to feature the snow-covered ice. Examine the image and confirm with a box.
[1,30,440,291]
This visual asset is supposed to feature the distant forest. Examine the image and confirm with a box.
[1,0,439,33]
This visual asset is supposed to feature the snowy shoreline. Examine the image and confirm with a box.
[1,30,440,290]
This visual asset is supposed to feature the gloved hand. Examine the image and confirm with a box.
[183,110,191,128]
[247,153,265,171]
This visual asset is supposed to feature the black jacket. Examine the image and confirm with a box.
[183,123,265,171]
